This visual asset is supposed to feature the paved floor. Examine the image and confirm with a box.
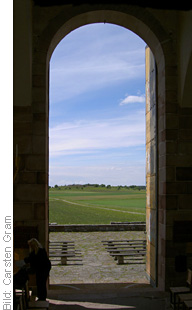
[47,283,172,310]
[48,232,172,309]
[49,231,147,284]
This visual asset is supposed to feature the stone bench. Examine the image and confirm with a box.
[49,241,74,244]
[102,239,146,265]
[106,244,146,250]
[102,239,146,244]
[49,240,81,264]
[49,241,75,247]
[49,241,75,252]
[49,253,82,265]
[49,240,82,265]
[110,251,146,264]
[49,249,80,254]
[107,248,146,254]
[49,245,75,249]
[103,240,146,250]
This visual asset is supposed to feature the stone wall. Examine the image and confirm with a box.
[13,1,192,290]
[49,223,146,232]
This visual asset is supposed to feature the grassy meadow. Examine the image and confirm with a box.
[49,185,146,224]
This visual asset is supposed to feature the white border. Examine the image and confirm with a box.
[0,1,13,307]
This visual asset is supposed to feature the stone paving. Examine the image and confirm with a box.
[49,231,148,285]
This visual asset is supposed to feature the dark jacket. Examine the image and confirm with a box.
[24,248,51,276]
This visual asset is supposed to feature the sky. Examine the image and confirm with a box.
[49,23,147,187]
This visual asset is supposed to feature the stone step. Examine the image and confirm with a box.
[28,300,49,309]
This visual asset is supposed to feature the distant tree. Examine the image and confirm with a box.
[101,184,105,187]
[107,185,111,189]
[54,184,58,188]
[129,185,136,189]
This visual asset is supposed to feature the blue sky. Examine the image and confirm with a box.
[49,23,146,187]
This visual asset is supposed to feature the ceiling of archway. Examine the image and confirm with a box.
[33,0,192,10]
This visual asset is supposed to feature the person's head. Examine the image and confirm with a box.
[28,238,42,254]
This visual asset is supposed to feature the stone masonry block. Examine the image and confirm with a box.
[37,172,46,184]
[167,154,192,167]
[158,223,166,240]
[187,182,192,194]
[165,76,177,92]
[178,141,192,154]
[25,155,45,171]
[166,182,187,195]
[166,226,173,241]
[166,141,177,154]
[159,181,166,195]
[32,101,46,113]
[14,184,46,202]
[166,195,178,210]
[32,87,46,102]
[166,166,176,182]
[179,116,192,129]
[158,115,165,132]
[166,210,192,225]
[165,90,177,103]
[159,195,166,210]
[14,106,33,122]
[16,135,33,154]
[33,113,46,122]
[33,120,46,136]
[159,154,166,167]
[180,108,192,115]
[32,135,46,154]
[166,114,179,129]
[14,122,33,136]
[17,171,37,184]
[33,113,46,135]
[166,129,178,140]
[13,203,34,221]
[166,102,178,113]
[159,209,165,225]
[179,195,192,210]
[179,129,192,140]
[34,203,45,220]
[159,167,166,183]
[176,167,192,181]
[33,75,46,87]
[32,63,46,76]
[159,141,166,155]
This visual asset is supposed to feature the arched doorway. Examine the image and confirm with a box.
[49,23,148,285]
[33,7,169,289]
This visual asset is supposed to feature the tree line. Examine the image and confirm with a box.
[49,184,146,190]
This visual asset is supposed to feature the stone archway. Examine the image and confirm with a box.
[32,5,175,290]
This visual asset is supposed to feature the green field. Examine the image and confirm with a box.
[49,186,146,224]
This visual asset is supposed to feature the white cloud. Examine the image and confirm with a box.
[50,60,145,103]
[49,163,145,187]
[119,94,145,106]
[50,24,146,103]
[49,112,145,157]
